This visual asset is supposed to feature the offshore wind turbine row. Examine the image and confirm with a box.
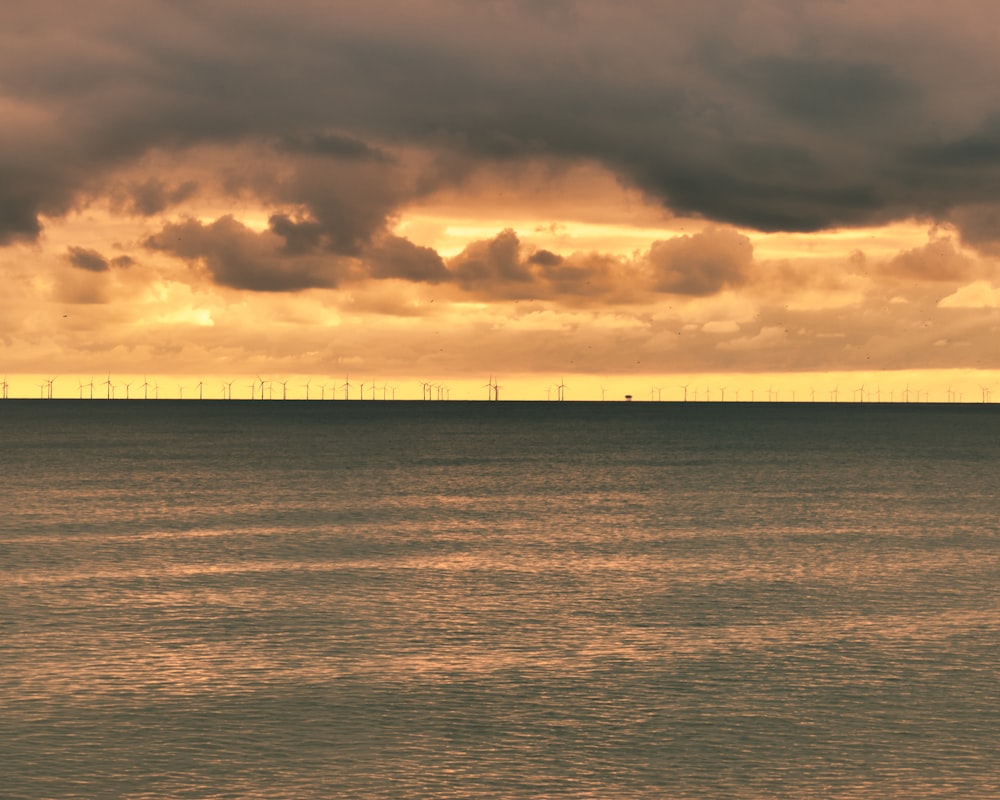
[2,374,998,402]
[8,375,432,401]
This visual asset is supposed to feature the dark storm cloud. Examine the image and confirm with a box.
[742,57,916,131]
[8,1,1000,279]
[444,228,737,304]
[905,117,1000,169]
[647,227,754,296]
[122,179,199,217]
[67,246,109,272]
[275,132,391,162]
[267,214,325,256]
[949,203,1000,255]
[444,229,636,303]
[65,246,134,272]
[363,235,449,283]
[451,229,534,289]
[528,250,563,267]
[145,216,349,291]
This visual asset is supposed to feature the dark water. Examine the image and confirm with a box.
[2,400,999,799]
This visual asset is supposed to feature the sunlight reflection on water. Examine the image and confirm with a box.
[3,401,999,798]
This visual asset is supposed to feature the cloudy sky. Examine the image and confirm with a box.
[3,0,1000,399]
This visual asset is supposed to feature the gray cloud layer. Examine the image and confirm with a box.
[6,1,1000,260]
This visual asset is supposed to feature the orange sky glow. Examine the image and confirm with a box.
[2,2,1000,400]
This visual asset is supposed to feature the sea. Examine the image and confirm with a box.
[2,399,998,799]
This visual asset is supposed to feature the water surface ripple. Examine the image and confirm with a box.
[3,401,998,798]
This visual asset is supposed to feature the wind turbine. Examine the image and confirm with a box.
[104,374,114,400]
[342,375,351,400]
[88,378,94,399]
[556,379,567,401]
[47,377,56,399]
[680,384,689,402]
[78,380,85,399]
[226,381,233,400]
[142,376,150,400]
[302,380,310,400]
[280,380,289,401]
[124,381,132,400]
[1,375,7,399]
[718,386,726,402]
[177,384,184,400]
[197,381,203,400]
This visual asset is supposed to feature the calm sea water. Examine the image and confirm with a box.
[2,400,998,799]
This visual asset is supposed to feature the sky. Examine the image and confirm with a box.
[3,0,1000,400]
